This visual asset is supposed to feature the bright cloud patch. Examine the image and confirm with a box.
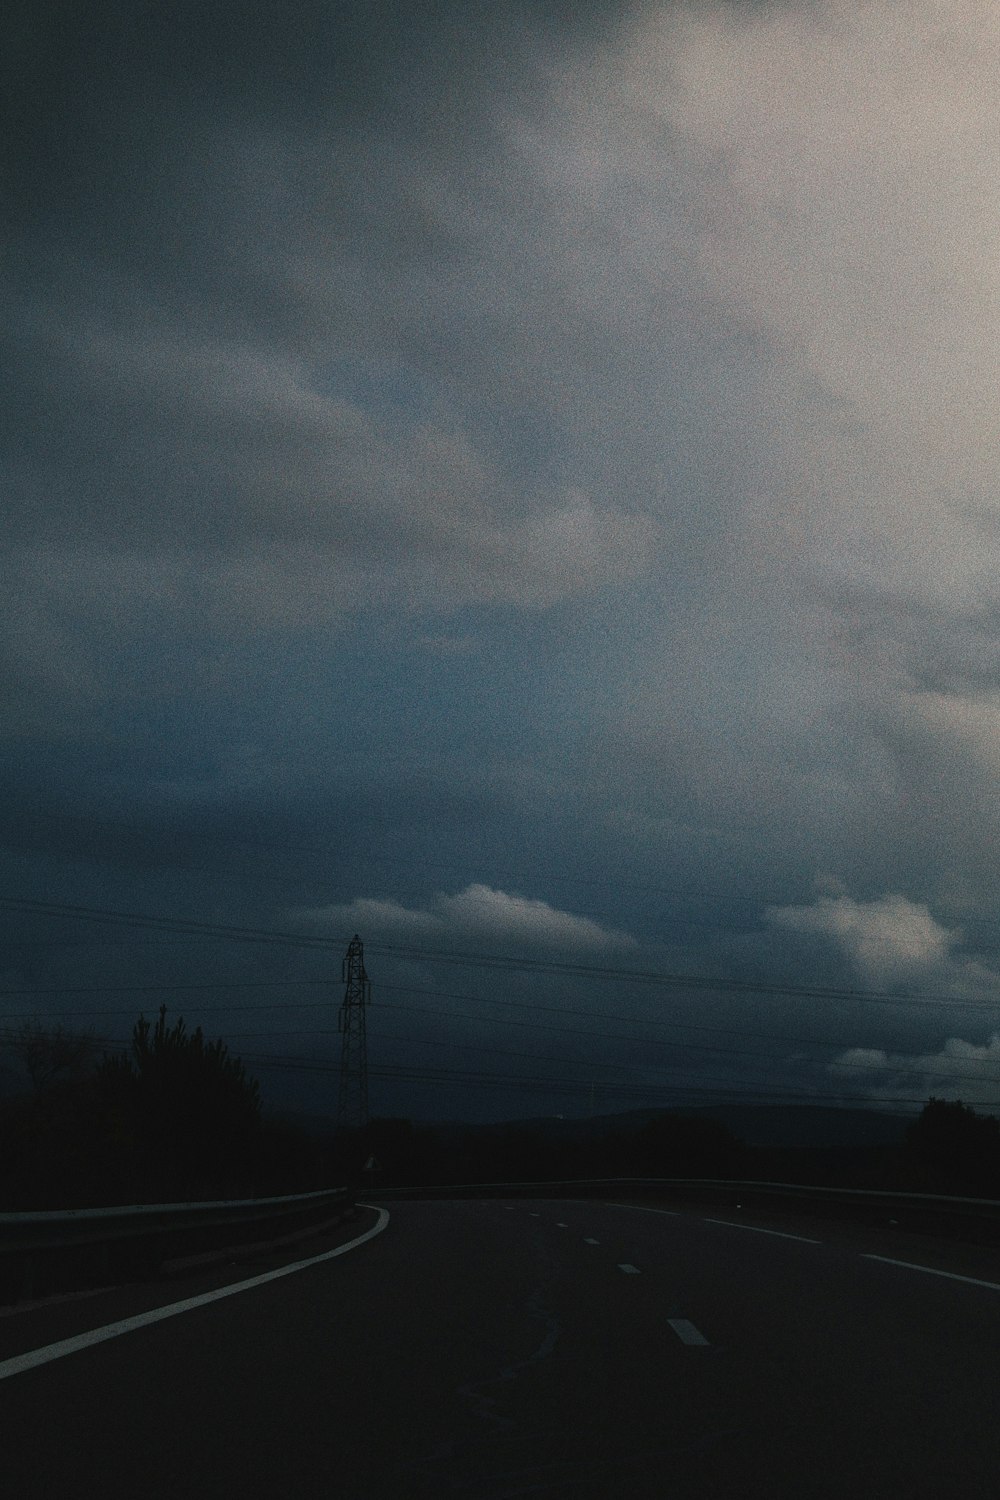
[295,883,635,953]
[830,1034,1000,1110]
[765,892,958,985]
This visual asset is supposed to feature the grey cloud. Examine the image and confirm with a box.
[4,0,1000,1120]
[766,892,961,988]
[766,890,1000,1009]
[7,21,666,643]
[294,883,637,953]
[830,1034,1000,1109]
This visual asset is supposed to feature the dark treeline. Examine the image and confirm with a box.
[353,1111,745,1188]
[340,1097,1000,1200]
[2,1016,999,1208]
[0,1011,333,1210]
[741,1098,1000,1197]
[901,1097,1000,1196]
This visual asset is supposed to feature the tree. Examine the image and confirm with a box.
[904,1098,1000,1196]
[97,1007,262,1200]
[0,1025,108,1209]
[632,1112,743,1179]
[6,1022,96,1096]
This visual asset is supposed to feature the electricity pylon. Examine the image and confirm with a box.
[337,933,371,1132]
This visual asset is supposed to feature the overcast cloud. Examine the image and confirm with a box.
[2,0,998,1120]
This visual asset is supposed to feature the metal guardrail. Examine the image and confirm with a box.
[370,1175,1000,1207]
[371,1175,1000,1239]
[0,1186,354,1302]
[5,1173,997,1302]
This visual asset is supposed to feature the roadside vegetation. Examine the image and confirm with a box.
[0,1011,331,1209]
[1,1017,997,1209]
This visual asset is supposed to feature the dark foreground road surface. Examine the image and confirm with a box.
[1,1196,999,1497]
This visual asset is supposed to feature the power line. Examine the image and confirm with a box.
[1,899,996,1103]
[298,1030,1000,1091]
[0,978,996,1074]
[10,811,999,974]
[3,1010,998,1094]
[3,894,998,1014]
[0,807,781,907]
[2,980,999,1095]
[235,1052,997,1109]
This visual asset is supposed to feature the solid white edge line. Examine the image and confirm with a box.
[0,1206,390,1383]
[862,1255,1000,1292]
[702,1218,821,1244]
[668,1318,710,1346]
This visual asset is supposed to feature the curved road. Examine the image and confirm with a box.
[1,1197,999,1496]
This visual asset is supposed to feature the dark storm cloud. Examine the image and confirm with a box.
[6,0,659,616]
[3,0,999,1119]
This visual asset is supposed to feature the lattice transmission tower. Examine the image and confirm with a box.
[337,933,371,1131]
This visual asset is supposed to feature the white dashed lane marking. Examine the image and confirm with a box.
[702,1218,821,1245]
[618,1263,641,1274]
[605,1202,679,1216]
[668,1319,710,1346]
[583,1238,600,1245]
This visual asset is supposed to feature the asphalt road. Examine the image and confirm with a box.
[2,1197,999,1498]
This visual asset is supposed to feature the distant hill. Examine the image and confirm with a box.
[272,1103,914,1155]
[400,1104,914,1152]
[673,1105,912,1150]
[273,1102,916,1190]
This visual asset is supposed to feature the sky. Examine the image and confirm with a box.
[3,0,999,1123]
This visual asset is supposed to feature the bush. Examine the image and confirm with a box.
[903,1098,1000,1196]
[96,1007,262,1201]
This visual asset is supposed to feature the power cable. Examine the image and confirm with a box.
[2,974,998,1095]
[3,894,998,1013]
[234,1052,998,1108]
[0,979,995,1077]
[3,1012,997,1093]
[0,808,779,907]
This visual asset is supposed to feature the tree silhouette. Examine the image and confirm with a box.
[98,1007,261,1200]
[7,1022,96,1096]
[904,1098,1000,1195]
[0,1024,106,1208]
